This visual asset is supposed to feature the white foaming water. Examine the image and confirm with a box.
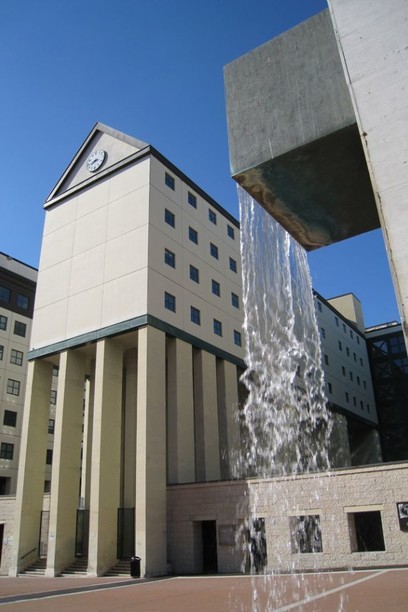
[237,186,332,480]
[232,188,342,610]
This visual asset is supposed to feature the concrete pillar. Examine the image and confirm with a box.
[80,362,95,510]
[217,360,240,480]
[122,349,137,508]
[135,326,167,576]
[87,339,123,576]
[9,359,53,575]
[167,338,195,484]
[45,350,86,576]
[193,350,220,482]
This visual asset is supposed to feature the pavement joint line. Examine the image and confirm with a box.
[274,568,390,611]
[0,577,170,606]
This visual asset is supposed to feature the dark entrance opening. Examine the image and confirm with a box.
[117,507,135,559]
[202,520,218,574]
[75,509,89,557]
[0,524,4,565]
[351,511,386,551]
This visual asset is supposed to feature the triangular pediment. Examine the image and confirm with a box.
[45,122,149,206]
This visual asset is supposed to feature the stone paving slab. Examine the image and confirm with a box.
[0,568,407,610]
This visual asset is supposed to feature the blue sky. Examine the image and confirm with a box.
[0,0,399,327]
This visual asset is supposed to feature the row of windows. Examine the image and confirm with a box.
[165,214,237,266]
[164,249,240,308]
[317,302,361,345]
[0,346,24,366]
[0,442,54,463]
[164,173,236,240]
[0,286,30,310]
[164,292,242,346]
[326,382,371,412]
[0,315,27,337]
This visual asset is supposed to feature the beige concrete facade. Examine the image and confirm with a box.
[7,124,244,577]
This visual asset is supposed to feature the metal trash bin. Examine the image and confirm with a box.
[130,555,141,578]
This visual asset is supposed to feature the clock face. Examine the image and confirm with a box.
[86,149,106,172]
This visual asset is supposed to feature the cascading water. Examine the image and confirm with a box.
[233,187,340,610]
[237,186,332,481]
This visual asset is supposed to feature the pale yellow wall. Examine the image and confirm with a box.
[31,158,151,350]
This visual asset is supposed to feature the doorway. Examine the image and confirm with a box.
[201,520,218,574]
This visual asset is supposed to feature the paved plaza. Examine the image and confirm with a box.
[0,568,407,611]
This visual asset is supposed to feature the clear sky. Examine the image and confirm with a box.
[0,0,400,328]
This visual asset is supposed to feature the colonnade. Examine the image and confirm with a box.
[9,326,241,577]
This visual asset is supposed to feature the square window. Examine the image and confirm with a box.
[342,366,346,376]
[164,248,176,268]
[335,316,339,327]
[210,243,219,259]
[188,191,197,208]
[0,345,3,360]
[17,294,29,310]
[0,315,7,331]
[229,257,237,273]
[357,336,360,345]
[3,410,17,427]
[345,392,349,402]
[213,319,222,337]
[317,301,322,312]
[0,442,14,460]
[165,172,175,190]
[346,347,350,356]
[234,330,242,346]
[338,341,342,351]
[350,330,353,339]
[165,208,175,228]
[324,354,329,365]
[46,449,53,465]
[343,323,347,333]
[7,379,20,396]
[48,419,55,434]
[353,352,357,362]
[320,327,326,339]
[190,306,201,325]
[0,286,10,303]
[231,292,239,309]
[164,292,176,312]
[360,358,363,366]
[14,321,26,337]
[212,279,220,297]
[189,265,199,283]
[290,515,322,553]
[227,225,235,240]
[10,349,23,366]
[50,390,57,405]
[189,227,198,244]
[209,209,217,224]
[328,382,333,393]
[348,511,385,552]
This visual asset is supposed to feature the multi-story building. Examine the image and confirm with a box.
[315,292,382,467]
[366,321,408,462]
[0,253,37,495]
[2,123,408,577]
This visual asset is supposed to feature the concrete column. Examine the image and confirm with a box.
[80,362,95,510]
[193,350,220,482]
[167,338,195,484]
[46,350,86,576]
[217,360,240,480]
[135,326,166,576]
[87,339,123,576]
[122,349,137,508]
[9,359,53,575]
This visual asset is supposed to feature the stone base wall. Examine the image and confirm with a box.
[0,495,50,575]
[167,462,408,574]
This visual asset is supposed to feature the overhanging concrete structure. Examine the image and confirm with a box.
[225,0,408,336]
